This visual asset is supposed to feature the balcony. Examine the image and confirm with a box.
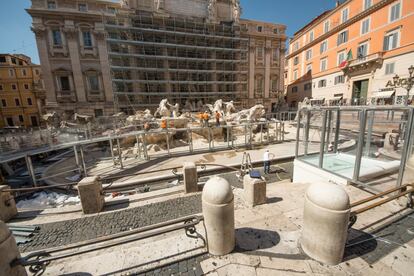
[87,93,105,102]
[343,52,383,74]
[56,91,76,103]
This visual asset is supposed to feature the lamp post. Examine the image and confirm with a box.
[391,65,414,105]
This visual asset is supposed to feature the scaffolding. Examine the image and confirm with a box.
[105,12,249,114]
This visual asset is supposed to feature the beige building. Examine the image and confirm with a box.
[28,0,286,116]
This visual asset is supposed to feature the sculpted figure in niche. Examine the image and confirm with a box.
[232,0,241,24]
[207,0,217,20]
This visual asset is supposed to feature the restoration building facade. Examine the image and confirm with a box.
[285,0,414,108]
[28,0,286,117]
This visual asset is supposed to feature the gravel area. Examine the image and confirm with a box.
[19,194,202,252]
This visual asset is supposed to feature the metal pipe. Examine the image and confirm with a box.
[352,187,414,215]
[365,111,374,156]
[25,155,37,187]
[295,110,300,157]
[325,110,332,152]
[208,127,212,151]
[142,133,149,160]
[165,130,171,156]
[116,139,124,169]
[319,111,328,168]
[353,110,367,181]
[226,126,230,148]
[350,183,412,208]
[79,146,88,177]
[304,110,311,155]
[73,145,80,170]
[187,128,193,153]
[260,123,263,145]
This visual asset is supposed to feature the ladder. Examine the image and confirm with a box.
[237,152,253,179]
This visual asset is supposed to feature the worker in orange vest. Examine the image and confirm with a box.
[160,119,167,130]
[203,112,210,127]
[215,111,221,127]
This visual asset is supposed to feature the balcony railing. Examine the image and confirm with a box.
[347,52,383,68]
[56,91,76,103]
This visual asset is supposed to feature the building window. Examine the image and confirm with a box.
[383,29,399,51]
[94,109,103,117]
[341,8,349,23]
[385,63,395,75]
[318,79,327,88]
[320,58,328,71]
[257,26,263,32]
[293,56,299,65]
[52,30,63,46]
[304,83,312,90]
[337,51,346,66]
[334,75,345,84]
[22,69,27,76]
[27,98,33,105]
[323,20,330,34]
[19,115,24,123]
[31,116,39,127]
[293,70,298,80]
[47,1,56,9]
[35,69,40,75]
[337,30,348,46]
[306,64,312,73]
[82,31,93,48]
[256,46,264,60]
[15,99,20,106]
[357,42,369,58]
[364,0,372,10]
[24,84,29,90]
[11,84,17,90]
[0,84,3,91]
[11,58,16,64]
[271,79,278,91]
[293,41,299,52]
[9,69,14,77]
[320,40,328,54]
[78,3,87,12]
[59,76,71,91]
[273,28,278,34]
[107,7,116,14]
[88,75,100,91]
[305,49,312,61]
[1,99,6,107]
[309,30,314,42]
[272,48,279,62]
[389,2,401,22]
[361,18,370,35]
[255,76,264,94]
[292,86,298,93]
[6,117,14,126]
[0,56,6,63]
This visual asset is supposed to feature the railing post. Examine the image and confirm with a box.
[353,110,367,181]
[165,129,171,156]
[116,138,124,169]
[325,110,332,152]
[109,138,116,166]
[319,111,328,168]
[188,128,193,153]
[208,126,212,151]
[365,111,374,156]
[260,123,263,145]
[295,109,301,158]
[142,133,149,160]
[334,110,341,153]
[304,110,311,156]
[80,145,88,177]
[25,155,37,187]
[397,109,414,188]
[226,125,230,148]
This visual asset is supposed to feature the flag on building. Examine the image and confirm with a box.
[339,50,353,68]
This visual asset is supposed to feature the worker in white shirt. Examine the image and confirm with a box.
[263,149,271,174]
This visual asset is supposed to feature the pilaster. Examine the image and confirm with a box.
[264,39,271,99]
[248,39,255,99]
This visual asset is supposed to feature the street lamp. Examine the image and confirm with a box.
[391,65,414,105]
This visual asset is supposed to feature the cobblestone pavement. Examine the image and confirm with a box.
[19,194,202,253]
[135,254,209,276]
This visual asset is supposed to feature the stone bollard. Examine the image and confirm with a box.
[243,175,266,207]
[301,182,350,265]
[183,162,198,193]
[0,185,17,222]
[202,176,235,255]
[77,176,105,214]
[0,221,27,276]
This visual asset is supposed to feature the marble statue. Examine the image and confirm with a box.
[121,0,129,8]
[225,101,236,117]
[232,0,241,24]
[154,99,171,118]
[154,0,161,10]
[169,103,180,118]
[213,99,224,114]
[235,104,265,122]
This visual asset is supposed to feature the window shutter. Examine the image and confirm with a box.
[337,35,340,46]
[392,33,398,49]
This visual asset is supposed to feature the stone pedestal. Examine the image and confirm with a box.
[0,221,27,276]
[301,183,350,265]
[202,177,235,255]
[183,162,198,193]
[243,175,267,207]
[0,185,17,222]
[77,176,104,214]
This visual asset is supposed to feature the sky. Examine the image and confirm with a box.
[0,0,337,64]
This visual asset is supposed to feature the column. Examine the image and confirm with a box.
[32,24,57,105]
[264,39,271,99]
[64,21,86,103]
[248,39,255,100]
[94,23,114,105]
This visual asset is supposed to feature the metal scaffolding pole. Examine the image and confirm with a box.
[25,155,37,187]
[73,145,81,173]
[334,110,341,153]
[304,110,311,156]
[109,139,116,166]
[116,139,124,169]
[319,111,328,168]
[397,109,414,188]
[365,111,374,157]
[79,146,88,177]
[353,110,367,181]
